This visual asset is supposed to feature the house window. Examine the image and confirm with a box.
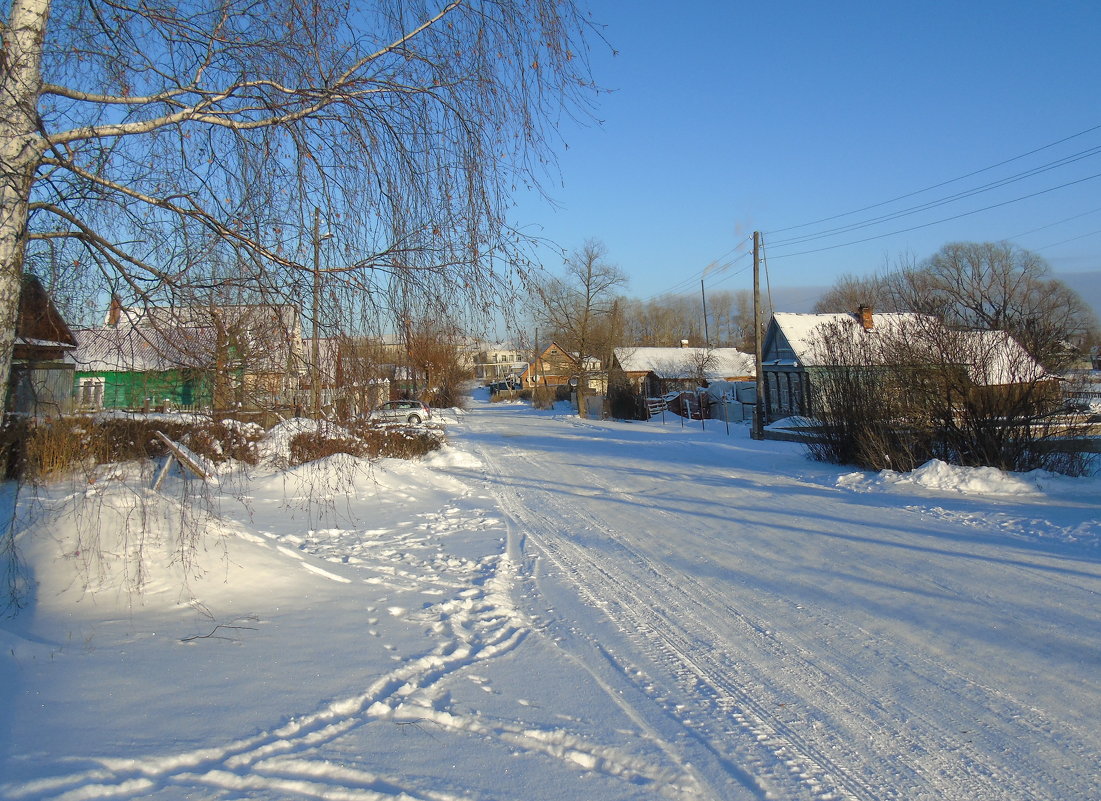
[78,377,105,409]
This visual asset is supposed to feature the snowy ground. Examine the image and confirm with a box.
[2,391,1100,800]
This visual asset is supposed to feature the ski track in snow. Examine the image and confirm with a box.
[462,410,1101,801]
[4,486,693,799]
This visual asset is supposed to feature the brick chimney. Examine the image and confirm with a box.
[857,305,874,331]
[107,295,122,327]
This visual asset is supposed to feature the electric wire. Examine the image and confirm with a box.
[1037,228,1101,250]
[1004,206,1101,240]
[768,170,1101,261]
[767,143,1101,248]
[766,122,1101,236]
[641,236,751,300]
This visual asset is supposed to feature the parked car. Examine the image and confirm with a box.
[368,399,432,424]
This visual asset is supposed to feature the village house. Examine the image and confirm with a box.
[71,299,304,411]
[472,344,528,384]
[518,342,599,389]
[760,306,1047,423]
[613,344,755,398]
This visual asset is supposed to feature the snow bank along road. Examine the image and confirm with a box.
[454,401,1101,800]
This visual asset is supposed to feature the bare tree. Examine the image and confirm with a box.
[0,0,602,405]
[403,314,472,409]
[813,271,893,314]
[534,240,627,417]
[893,242,1097,370]
[814,243,1098,370]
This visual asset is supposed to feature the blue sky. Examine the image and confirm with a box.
[512,0,1101,312]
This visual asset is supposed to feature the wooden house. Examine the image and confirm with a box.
[613,345,755,398]
[760,307,1047,423]
[72,301,305,411]
[7,275,78,416]
[71,324,215,410]
[518,342,582,389]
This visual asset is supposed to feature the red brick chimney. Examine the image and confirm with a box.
[108,295,122,327]
[857,305,874,331]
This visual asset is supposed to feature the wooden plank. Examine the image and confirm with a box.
[153,431,211,481]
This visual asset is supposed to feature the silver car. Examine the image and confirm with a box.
[368,399,432,424]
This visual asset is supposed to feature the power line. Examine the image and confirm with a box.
[641,236,751,300]
[768,171,1101,261]
[1037,228,1101,250]
[1004,206,1101,240]
[767,122,1101,236]
[767,143,1101,249]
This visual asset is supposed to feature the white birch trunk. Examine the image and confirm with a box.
[0,0,50,402]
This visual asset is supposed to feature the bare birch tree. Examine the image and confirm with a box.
[0,0,601,400]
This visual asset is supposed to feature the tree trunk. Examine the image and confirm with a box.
[0,0,50,405]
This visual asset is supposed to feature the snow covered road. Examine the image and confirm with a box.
[454,400,1101,800]
[2,396,1099,800]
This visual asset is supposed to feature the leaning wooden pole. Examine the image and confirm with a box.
[751,231,764,440]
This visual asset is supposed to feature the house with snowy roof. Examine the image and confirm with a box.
[518,342,600,389]
[71,299,305,410]
[613,344,755,398]
[760,306,1047,422]
[71,324,216,410]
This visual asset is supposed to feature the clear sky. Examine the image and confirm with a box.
[511,0,1101,312]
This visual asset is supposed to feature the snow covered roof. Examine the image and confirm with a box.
[767,312,1046,386]
[770,312,929,368]
[614,347,755,379]
[960,330,1047,385]
[71,326,216,372]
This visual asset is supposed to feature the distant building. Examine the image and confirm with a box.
[613,345,755,398]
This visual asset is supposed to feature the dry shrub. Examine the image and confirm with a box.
[288,423,442,466]
[0,414,267,482]
[490,389,531,403]
[531,386,557,410]
[288,433,369,465]
[0,417,87,480]
[186,420,262,464]
[355,425,442,459]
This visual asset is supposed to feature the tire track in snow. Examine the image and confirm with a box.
[467,424,1100,801]
[484,446,874,801]
[466,435,849,799]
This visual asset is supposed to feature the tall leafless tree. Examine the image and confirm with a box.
[0,0,602,402]
[813,243,1098,370]
[534,239,626,417]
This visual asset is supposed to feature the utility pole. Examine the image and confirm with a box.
[311,206,325,418]
[700,278,710,346]
[751,231,764,440]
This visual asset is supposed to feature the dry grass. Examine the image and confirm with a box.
[0,415,266,482]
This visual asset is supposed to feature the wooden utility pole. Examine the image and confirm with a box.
[311,206,322,417]
[751,231,764,440]
[700,278,709,346]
